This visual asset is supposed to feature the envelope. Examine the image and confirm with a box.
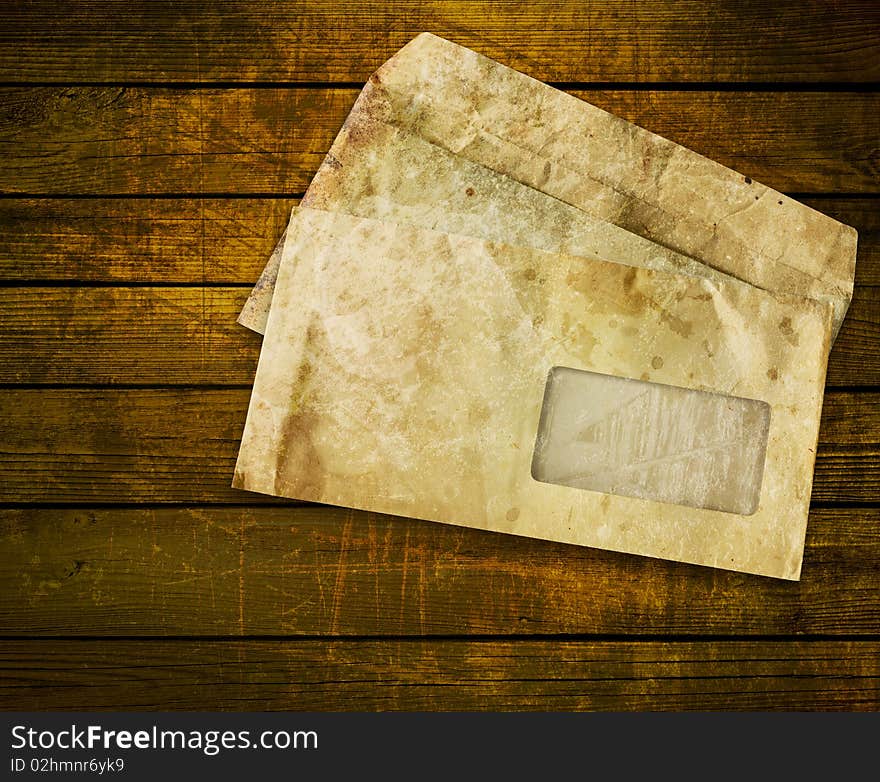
[233,207,832,580]
[240,33,856,338]
[239,115,736,335]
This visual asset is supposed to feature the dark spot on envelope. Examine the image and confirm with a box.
[296,359,314,386]
[778,316,799,346]
[659,310,693,338]
[306,322,322,344]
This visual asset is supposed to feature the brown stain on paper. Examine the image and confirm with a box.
[779,316,800,346]
[568,265,694,339]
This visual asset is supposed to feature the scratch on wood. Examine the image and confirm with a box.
[399,526,412,630]
[329,510,353,635]
[367,516,380,626]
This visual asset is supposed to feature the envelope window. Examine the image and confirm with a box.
[531,366,771,515]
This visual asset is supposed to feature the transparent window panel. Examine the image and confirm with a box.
[531,367,771,515]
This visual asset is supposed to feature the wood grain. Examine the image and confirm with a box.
[1,506,878,637]
[1,287,257,385]
[0,389,875,504]
[0,198,299,283]
[0,1,877,84]
[1,88,878,194]
[0,283,875,386]
[1,639,877,710]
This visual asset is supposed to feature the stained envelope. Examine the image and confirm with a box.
[240,33,856,338]
[232,34,857,579]
[234,208,831,580]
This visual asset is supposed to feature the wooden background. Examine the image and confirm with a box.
[1,1,879,710]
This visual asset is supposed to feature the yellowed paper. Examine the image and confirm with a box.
[234,208,832,580]
[240,33,856,338]
[239,116,734,335]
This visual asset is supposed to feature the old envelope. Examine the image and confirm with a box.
[239,115,735,335]
[233,207,832,580]
[240,33,856,337]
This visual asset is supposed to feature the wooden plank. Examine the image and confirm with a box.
[0,1,877,84]
[0,198,298,283]
[830,284,880,384]
[0,287,257,385]
[1,88,878,194]
[0,388,250,504]
[1,639,877,710]
[0,284,876,386]
[0,197,874,285]
[0,87,350,195]
[0,389,875,503]
[1,506,877,637]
